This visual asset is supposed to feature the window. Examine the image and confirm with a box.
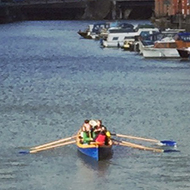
[112,37,118,40]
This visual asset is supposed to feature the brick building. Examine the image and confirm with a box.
[155,0,190,17]
[153,0,190,31]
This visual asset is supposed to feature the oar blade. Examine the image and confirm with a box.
[158,140,177,147]
[164,149,180,153]
[19,150,30,154]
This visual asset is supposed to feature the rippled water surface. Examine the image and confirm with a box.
[0,20,190,190]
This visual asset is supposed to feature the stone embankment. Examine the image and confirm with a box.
[151,15,190,32]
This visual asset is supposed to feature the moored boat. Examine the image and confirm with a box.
[76,129,113,161]
[136,28,186,55]
[78,22,111,40]
[177,47,190,58]
[102,24,159,48]
[141,31,190,58]
[142,37,180,58]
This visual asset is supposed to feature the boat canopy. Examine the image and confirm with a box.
[177,32,190,42]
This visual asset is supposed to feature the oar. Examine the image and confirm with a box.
[113,139,164,153]
[113,139,177,153]
[30,135,76,150]
[112,133,176,147]
[19,140,76,154]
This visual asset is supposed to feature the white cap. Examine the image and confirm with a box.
[89,120,97,127]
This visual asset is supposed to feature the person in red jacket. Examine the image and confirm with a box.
[95,130,106,145]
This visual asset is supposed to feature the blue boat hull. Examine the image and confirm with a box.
[77,145,112,161]
[76,128,113,161]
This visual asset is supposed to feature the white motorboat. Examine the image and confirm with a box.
[78,22,110,40]
[142,31,190,58]
[102,24,159,48]
[142,37,180,58]
[135,28,186,54]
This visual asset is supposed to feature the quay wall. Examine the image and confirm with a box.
[151,15,190,32]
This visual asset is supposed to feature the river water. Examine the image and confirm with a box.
[0,20,190,190]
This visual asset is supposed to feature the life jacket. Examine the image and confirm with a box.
[95,133,106,145]
[83,131,92,144]
[106,131,111,138]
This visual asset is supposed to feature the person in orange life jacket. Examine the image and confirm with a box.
[95,130,106,145]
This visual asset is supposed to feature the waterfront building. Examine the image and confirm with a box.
[153,0,190,31]
[155,0,190,17]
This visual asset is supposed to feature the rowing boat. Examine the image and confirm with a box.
[76,129,113,161]
[18,120,177,156]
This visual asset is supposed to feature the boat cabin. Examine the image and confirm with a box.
[103,26,160,48]
[175,32,190,48]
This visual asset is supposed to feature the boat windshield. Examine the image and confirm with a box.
[177,32,190,42]
[92,23,110,33]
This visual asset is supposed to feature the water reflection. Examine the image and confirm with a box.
[77,150,113,174]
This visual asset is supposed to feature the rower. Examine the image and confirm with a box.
[92,120,103,138]
[81,120,93,144]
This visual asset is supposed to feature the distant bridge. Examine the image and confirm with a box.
[116,0,154,7]
[0,0,154,22]
[1,0,154,6]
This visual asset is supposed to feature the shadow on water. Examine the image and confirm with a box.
[179,58,190,64]
[77,150,113,172]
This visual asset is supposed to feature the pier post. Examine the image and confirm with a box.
[111,1,116,20]
[123,9,132,19]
